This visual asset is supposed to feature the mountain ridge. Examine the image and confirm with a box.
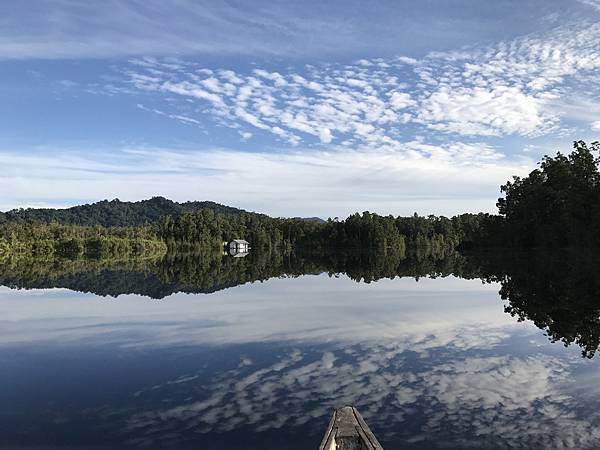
[0,197,324,226]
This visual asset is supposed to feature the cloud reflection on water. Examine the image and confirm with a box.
[2,274,600,448]
[0,275,509,347]
[125,339,600,449]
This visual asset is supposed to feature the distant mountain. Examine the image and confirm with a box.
[297,217,326,224]
[0,197,253,227]
[0,197,325,227]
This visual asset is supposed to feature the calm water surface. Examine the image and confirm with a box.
[1,252,600,449]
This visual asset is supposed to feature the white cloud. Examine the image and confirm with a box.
[124,20,600,148]
[0,144,532,217]
[592,120,600,131]
[239,131,253,141]
[318,127,333,144]
[159,81,226,110]
[136,103,203,126]
[417,85,554,136]
[5,1,574,60]
[389,91,415,109]
[578,0,600,10]
[396,56,418,65]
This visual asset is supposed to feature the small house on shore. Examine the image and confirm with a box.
[229,239,250,254]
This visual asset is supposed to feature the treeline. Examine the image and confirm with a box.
[0,222,166,259]
[158,208,496,253]
[158,210,285,251]
[2,140,599,253]
[324,211,500,251]
[0,208,489,260]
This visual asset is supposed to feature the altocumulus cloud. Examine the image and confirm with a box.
[48,17,595,216]
[125,19,600,144]
[4,4,600,215]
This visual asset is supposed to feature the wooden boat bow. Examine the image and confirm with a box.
[319,406,384,450]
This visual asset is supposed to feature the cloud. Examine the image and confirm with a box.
[578,0,600,10]
[6,2,600,217]
[592,120,600,131]
[1,1,581,60]
[389,91,415,109]
[127,59,420,148]
[0,275,509,346]
[136,103,203,126]
[318,127,333,144]
[412,21,600,137]
[0,144,532,217]
[123,20,600,147]
[416,85,554,136]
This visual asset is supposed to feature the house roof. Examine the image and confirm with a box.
[231,239,249,244]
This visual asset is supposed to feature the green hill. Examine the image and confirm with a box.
[0,197,252,227]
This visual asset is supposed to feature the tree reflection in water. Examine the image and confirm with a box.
[1,248,599,358]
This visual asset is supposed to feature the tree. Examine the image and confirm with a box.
[497,141,600,248]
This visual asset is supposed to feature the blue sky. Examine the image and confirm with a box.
[2,0,600,217]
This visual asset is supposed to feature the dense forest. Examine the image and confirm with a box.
[156,208,490,253]
[0,201,494,258]
[0,222,166,259]
[0,208,488,259]
[498,140,600,248]
[1,140,599,260]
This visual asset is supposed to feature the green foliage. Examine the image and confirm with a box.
[497,140,600,248]
[0,196,249,227]
[0,222,167,260]
[158,209,473,254]
[55,238,84,257]
[0,207,479,261]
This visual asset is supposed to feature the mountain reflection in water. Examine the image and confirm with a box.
[1,249,600,449]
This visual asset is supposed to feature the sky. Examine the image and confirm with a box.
[2,0,600,218]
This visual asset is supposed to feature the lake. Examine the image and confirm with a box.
[1,250,600,449]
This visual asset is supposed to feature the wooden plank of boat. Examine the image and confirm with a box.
[318,406,384,450]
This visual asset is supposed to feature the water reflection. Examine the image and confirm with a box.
[1,249,599,358]
[1,250,600,448]
[125,343,599,449]
[494,252,600,358]
[0,248,469,298]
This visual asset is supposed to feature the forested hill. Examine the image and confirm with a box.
[0,197,254,227]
